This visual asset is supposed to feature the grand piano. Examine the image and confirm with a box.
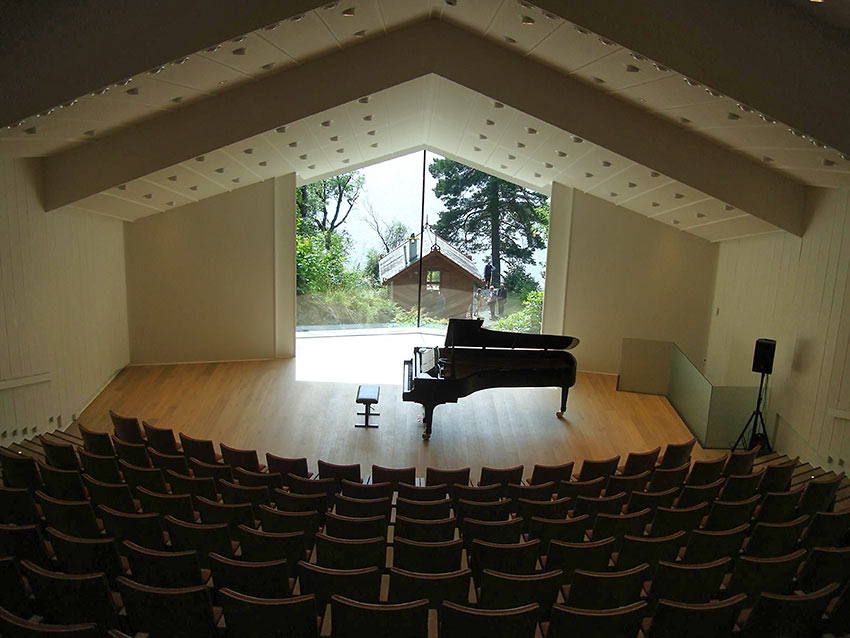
[402,318,579,440]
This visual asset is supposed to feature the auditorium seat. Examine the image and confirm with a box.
[394,515,456,542]
[742,515,808,558]
[754,488,803,524]
[478,569,562,621]
[528,515,589,552]
[0,487,39,525]
[117,575,220,638]
[686,456,727,486]
[265,453,311,485]
[209,553,291,599]
[646,557,730,608]
[392,537,463,574]
[287,473,336,505]
[461,517,523,547]
[528,461,575,489]
[109,410,145,444]
[647,463,689,493]
[718,470,763,502]
[548,601,646,638]
[39,435,81,471]
[469,539,540,581]
[439,601,538,638]
[725,549,806,602]
[572,492,627,528]
[314,532,385,569]
[317,459,361,491]
[456,498,512,524]
[796,546,850,591]
[119,460,166,494]
[0,607,103,638]
[46,528,124,585]
[387,567,471,608]
[800,507,850,550]
[703,495,761,531]
[681,523,749,564]
[797,472,845,515]
[37,491,101,538]
[676,478,724,509]
[591,508,651,550]
[111,435,150,468]
[370,464,415,489]
[544,537,613,585]
[617,531,686,575]
[78,423,115,456]
[273,489,329,521]
[98,504,166,550]
[517,497,571,532]
[574,455,620,484]
[0,447,42,491]
[340,479,392,500]
[0,524,50,567]
[188,457,233,482]
[565,563,648,610]
[331,595,429,638]
[645,594,746,638]
[397,482,448,501]
[557,476,606,505]
[83,475,136,513]
[396,496,452,521]
[164,516,236,566]
[237,524,305,568]
[606,471,651,499]
[297,562,382,612]
[324,511,387,540]
[425,467,471,494]
[122,540,207,588]
[451,483,502,508]
[739,582,838,638]
[0,557,32,618]
[218,478,271,517]
[142,422,181,455]
[194,495,254,531]
[36,461,86,501]
[505,481,555,511]
[657,438,696,469]
[478,465,523,497]
[221,442,265,473]
[234,465,283,488]
[148,448,190,475]
[219,589,318,638]
[627,487,678,514]
[257,505,319,548]
[723,445,761,477]
[78,451,122,484]
[757,457,798,494]
[333,493,392,520]
[136,486,196,522]
[179,433,221,464]
[618,447,661,476]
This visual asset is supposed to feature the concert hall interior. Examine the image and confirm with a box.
[2,2,850,475]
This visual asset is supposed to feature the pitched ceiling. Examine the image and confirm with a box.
[2,0,849,241]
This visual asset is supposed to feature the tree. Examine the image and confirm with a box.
[297,172,365,247]
[429,159,548,286]
[363,201,411,253]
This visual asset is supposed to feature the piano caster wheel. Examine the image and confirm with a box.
[556,411,564,418]
[422,432,431,441]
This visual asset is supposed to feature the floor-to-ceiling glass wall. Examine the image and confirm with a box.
[296,150,549,335]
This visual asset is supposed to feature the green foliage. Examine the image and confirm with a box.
[297,285,403,327]
[392,305,448,327]
[493,290,544,334]
[362,249,382,287]
[429,158,549,285]
[503,264,540,302]
[296,229,354,295]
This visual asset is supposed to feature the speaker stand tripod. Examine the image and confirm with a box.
[733,372,772,453]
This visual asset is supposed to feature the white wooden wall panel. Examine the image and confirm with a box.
[0,158,129,443]
[705,187,850,468]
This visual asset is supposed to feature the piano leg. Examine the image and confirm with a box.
[422,404,434,440]
[557,387,569,418]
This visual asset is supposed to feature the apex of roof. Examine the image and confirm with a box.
[378,226,481,283]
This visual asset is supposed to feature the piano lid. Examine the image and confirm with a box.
[444,318,579,350]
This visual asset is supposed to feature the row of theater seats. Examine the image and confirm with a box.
[0,412,848,637]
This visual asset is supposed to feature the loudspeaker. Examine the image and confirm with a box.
[752,338,776,374]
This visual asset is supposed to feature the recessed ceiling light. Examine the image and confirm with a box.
[147,67,165,75]
[500,164,508,169]
[727,112,741,120]
[737,103,753,113]
[680,117,691,124]
[544,162,553,168]
[61,100,78,108]
[585,172,593,178]
[232,47,247,56]
[592,76,606,84]
[724,204,735,211]
[485,119,495,126]
[342,159,350,163]
[165,201,174,207]
[370,142,378,148]
[651,202,660,207]
[759,114,776,123]
[276,126,288,133]
[674,193,684,199]
[324,1,340,8]
[231,35,247,43]
[168,175,177,181]
[574,26,591,35]
[354,30,367,37]
[126,87,140,96]
[217,80,228,85]
[336,148,345,153]
[321,120,332,127]
[557,151,567,157]
[628,182,637,188]
[521,15,535,25]
[508,154,516,160]
[196,156,205,162]
[117,185,126,190]
[143,193,152,199]
[243,148,253,154]
[762,156,774,163]
[288,141,298,147]
[526,127,537,134]
[189,185,199,191]
[445,0,457,6]
[329,135,339,142]
[706,88,722,97]
[171,96,184,104]
[625,64,640,73]
[599,37,615,46]
[90,87,109,96]
[494,101,504,109]
[299,154,308,160]
[215,167,225,173]
[358,97,370,104]
[504,36,517,44]
[232,178,240,183]
[653,63,669,72]
[479,134,488,140]
[602,160,612,167]
[83,129,96,136]
[516,142,526,148]
[290,14,304,22]
[264,22,280,30]
[308,164,316,169]
[259,161,268,167]
[683,77,700,87]
[342,7,356,17]
[534,172,542,178]
[205,45,221,53]
[473,146,481,152]
[696,212,706,218]
[650,171,660,177]
[261,63,275,70]
[362,115,372,121]
[173,57,189,65]
[610,192,618,197]
[672,219,680,225]
[572,136,583,143]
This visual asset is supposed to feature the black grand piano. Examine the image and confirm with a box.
[402,318,579,440]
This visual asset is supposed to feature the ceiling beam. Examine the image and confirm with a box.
[535,0,850,155]
[43,19,804,235]
[0,0,327,129]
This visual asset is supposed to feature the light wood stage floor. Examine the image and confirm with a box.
[80,331,725,476]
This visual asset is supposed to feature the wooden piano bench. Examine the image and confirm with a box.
[355,384,380,428]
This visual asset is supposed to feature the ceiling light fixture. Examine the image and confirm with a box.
[354,30,367,37]
[205,45,221,53]
[521,16,535,25]
[342,7,356,17]
[264,22,280,30]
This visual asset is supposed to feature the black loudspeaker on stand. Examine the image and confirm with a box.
[733,339,775,452]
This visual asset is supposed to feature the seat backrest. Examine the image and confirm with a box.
[122,540,203,587]
[723,446,760,477]
[726,549,807,601]
[650,502,707,537]
[188,457,233,482]
[136,486,195,522]
[331,595,429,638]
[425,467,471,492]
[568,563,649,610]
[340,479,392,500]
[234,467,283,489]
[36,490,100,538]
[647,463,689,493]
[98,504,166,550]
[627,487,678,514]
[686,456,727,486]
[78,451,122,483]
[46,527,123,584]
[462,517,523,546]
[334,494,391,520]
[238,524,306,568]
[456,498,512,524]
[479,569,562,621]
[397,482,448,501]
[36,461,86,501]
[297,561,381,608]
[78,422,115,456]
[646,594,747,638]
[451,483,501,508]
[469,539,541,580]
[220,443,262,472]
[179,433,219,464]
[110,410,145,444]
[273,488,329,517]
[505,482,556,510]
[439,601,539,638]
[592,508,651,550]
[218,479,271,517]
[529,461,574,487]
[219,589,318,638]
[620,448,661,476]
[796,546,850,592]
[0,487,39,525]
[394,514,457,543]
[0,447,42,491]
[557,476,606,504]
[719,470,764,502]
[396,496,452,521]
[392,537,463,574]
[649,557,731,606]
[742,583,839,638]
[21,558,117,627]
[606,471,651,498]
[83,474,135,513]
[0,607,103,638]
[758,457,798,494]
[258,505,320,546]
[371,464,416,489]
[314,532,385,570]
[756,487,804,523]
[545,537,614,584]
[617,531,686,574]
[117,575,218,638]
[324,511,387,540]
[164,515,233,566]
[317,459,361,490]
[479,465,524,493]
[0,555,30,618]
[658,438,696,469]
[40,436,80,471]
[576,456,620,483]
[548,601,647,638]
[166,470,217,500]
[528,515,589,553]
[682,523,749,564]
[265,454,310,485]
[142,421,180,454]
[798,472,845,515]
[209,553,290,598]
[287,473,335,503]
[703,495,760,531]
[573,492,627,528]
[111,435,151,468]
[387,567,471,608]
[745,515,809,558]
[801,507,850,550]
[676,478,724,509]
[148,448,190,475]
[120,460,166,494]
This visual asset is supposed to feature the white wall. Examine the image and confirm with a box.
[549,186,718,374]
[705,187,850,468]
[125,175,297,364]
[0,159,129,442]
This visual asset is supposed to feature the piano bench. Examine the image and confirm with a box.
[355,384,380,429]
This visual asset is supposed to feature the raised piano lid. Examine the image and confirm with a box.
[444,318,579,350]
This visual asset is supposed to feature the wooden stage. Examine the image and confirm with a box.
[79,331,725,476]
